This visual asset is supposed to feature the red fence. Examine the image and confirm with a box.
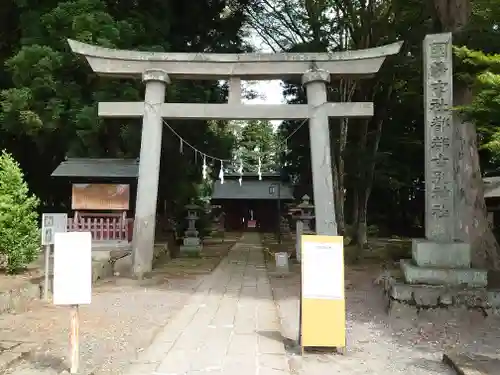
[68,211,133,242]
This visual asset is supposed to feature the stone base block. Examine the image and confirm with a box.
[183,237,201,247]
[180,245,202,257]
[412,239,470,268]
[400,259,487,287]
[379,271,500,316]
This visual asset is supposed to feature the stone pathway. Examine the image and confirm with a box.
[124,232,290,375]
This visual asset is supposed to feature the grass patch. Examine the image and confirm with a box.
[260,232,412,266]
[151,242,235,278]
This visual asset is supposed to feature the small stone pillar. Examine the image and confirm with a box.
[180,200,203,257]
[132,69,170,277]
[295,195,315,262]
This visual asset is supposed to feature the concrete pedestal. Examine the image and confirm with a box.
[411,239,471,268]
[400,259,487,287]
[402,239,487,287]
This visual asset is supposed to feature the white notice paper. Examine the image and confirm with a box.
[53,232,92,305]
[302,239,344,300]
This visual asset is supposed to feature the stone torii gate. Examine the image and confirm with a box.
[68,39,402,277]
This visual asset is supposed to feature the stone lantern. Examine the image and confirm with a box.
[297,194,315,233]
[180,200,203,256]
[295,195,315,262]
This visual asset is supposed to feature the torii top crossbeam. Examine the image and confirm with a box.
[67,39,403,80]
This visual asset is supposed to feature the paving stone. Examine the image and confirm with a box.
[258,334,286,354]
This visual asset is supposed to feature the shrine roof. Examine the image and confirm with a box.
[211,180,294,200]
[51,158,139,178]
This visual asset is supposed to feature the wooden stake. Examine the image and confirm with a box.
[43,245,50,301]
[70,304,79,374]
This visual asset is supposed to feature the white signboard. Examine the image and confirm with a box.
[41,213,68,245]
[53,232,92,305]
[302,237,344,300]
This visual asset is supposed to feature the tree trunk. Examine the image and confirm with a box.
[332,152,344,234]
[334,78,355,236]
[454,84,500,269]
[336,118,348,235]
[351,119,369,245]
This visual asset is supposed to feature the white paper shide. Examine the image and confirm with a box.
[53,232,92,305]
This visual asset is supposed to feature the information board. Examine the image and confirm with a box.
[41,213,68,246]
[53,232,92,305]
[300,235,345,351]
[71,183,130,210]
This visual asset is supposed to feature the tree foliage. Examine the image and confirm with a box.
[245,0,500,264]
[2,0,500,266]
[0,0,251,213]
[232,120,278,172]
[0,151,40,274]
[457,48,500,167]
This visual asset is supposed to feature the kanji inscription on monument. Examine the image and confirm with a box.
[424,33,455,241]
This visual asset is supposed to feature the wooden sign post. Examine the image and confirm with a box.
[53,232,92,374]
[41,213,68,300]
[300,235,346,354]
[70,305,80,373]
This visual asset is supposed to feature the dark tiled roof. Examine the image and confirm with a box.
[211,180,294,200]
[51,158,139,178]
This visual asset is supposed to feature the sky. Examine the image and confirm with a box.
[244,80,284,105]
[241,33,286,127]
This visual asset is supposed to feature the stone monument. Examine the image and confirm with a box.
[382,34,499,314]
[180,201,203,257]
[400,33,486,287]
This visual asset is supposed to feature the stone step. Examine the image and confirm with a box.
[400,259,487,287]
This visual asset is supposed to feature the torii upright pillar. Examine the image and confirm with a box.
[132,70,170,277]
[302,69,337,235]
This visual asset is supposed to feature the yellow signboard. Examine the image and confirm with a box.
[300,235,346,352]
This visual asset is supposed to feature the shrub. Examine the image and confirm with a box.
[0,151,40,273]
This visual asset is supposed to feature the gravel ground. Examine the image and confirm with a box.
[269,263,500,375]
[0,274,202,375]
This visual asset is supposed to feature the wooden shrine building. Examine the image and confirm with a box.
[51,158,139,242]
[211,172,294,232]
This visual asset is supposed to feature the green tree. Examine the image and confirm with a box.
[233,119,278,172]
[456,48,500,167]
[0,151,40,274]
[0,0,250,215]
